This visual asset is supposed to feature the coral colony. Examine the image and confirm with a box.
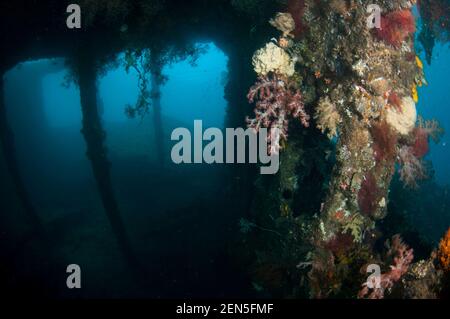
[244,0,449,299]
[247,41,309,155]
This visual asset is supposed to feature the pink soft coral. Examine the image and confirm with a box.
[247,73,309,154]
[358,235,414,299]
[412,117,444,158]
[398,145,427,188]
[417,117,444,144]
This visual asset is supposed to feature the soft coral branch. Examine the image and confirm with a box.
[398,145,427,188]
[247,73,309,154]
[375,9,416,47]
[417,117,444,144]
[358,235,414,299]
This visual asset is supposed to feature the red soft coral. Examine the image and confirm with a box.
[387,92,402,112]
[288,0,306,39]
[375,10,416,47]
[358,173,381,216]
[411,128,429,158]
[371,120,398,163]
[325,233,354,257]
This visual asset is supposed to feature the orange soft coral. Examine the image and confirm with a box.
[438,228,450,272]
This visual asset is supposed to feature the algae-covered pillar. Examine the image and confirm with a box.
[246,0,437,298]
[0,70,44,235]
[295,0,426,298]
[306,3,419,237]
[222,37,264,216]
[74,47,139,270]
[149,52,165,167]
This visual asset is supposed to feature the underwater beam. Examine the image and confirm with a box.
[150,56,164,168]
[76,55,140,270]
[0,72,45,234]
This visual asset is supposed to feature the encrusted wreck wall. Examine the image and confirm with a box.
[243,0,448,298]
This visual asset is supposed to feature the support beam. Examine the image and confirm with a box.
[0,71,44,234]
[75,53,140,271]
[150,65,164,167]
[150,52,164,167]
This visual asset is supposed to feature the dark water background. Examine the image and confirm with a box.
[1,43,255,298]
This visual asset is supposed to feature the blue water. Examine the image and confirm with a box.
[417,43,450,186]
[42,43,227,127]
[2,42,239,298]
